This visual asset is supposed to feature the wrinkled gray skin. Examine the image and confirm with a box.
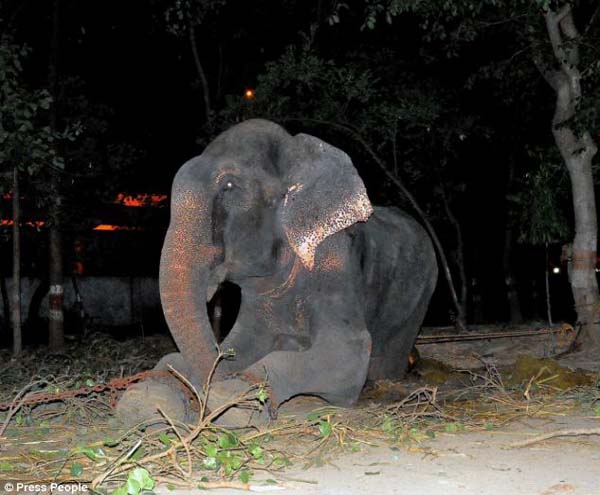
[151,120,437,415]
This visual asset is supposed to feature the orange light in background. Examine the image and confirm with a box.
[93,224,140,231]
[0,220,45,228]
[94,224,119,231]
[114,193,168,207]
[244,88,255,100]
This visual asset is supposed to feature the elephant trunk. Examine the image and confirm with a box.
[159,205,219,386]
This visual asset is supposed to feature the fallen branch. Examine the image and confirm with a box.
[509,427,600,448]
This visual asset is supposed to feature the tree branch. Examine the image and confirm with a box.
[544,6,579,82]
[188,26,211,124]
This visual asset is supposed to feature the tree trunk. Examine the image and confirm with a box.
[48,227,64,349]
[545,243,553,326]
[503,155,523,323]
[540,7,600,347]
[47,0,64,350]
[440,186,468,320]
[0,257,10,336]
[11,167,21,355]
[189,26,211,125]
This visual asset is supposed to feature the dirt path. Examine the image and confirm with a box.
[157,415,600,495]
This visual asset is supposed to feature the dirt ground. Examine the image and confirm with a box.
[157,414,599,495]
[0,326,599,494]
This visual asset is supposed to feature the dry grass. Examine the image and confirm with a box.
[0,333,598,492]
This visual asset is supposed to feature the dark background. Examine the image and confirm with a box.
[1,0,590,342]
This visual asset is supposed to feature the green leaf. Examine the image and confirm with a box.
[381,416,395,435]
[444,422,464,433]
[129,467,155,491]
[70,462,84,476]
[218,432,238,449]
[77,447,101,462]
[159,433,172,447]
[248,443,263,460]
[239,470,251,484]
[273,457,292,467]
[319,420,332,437]
[126,478,141,495]
[203,457,218,470]
[231,456,242,470]
[130,445,145,461]
[306,411,320,423]
[426,430,436,439]
[111,486,128,495]
[444,423,458,433]
[0,462,13,472]
[257,386,268,404]
[205,444,218,457]
[103,437,120,447]
[85,379,95,387]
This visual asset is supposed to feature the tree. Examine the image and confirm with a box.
[537,3,600,347]
[47,0,64,350]
[0,35,60,354]
[158,0,226,127]
[514,156,569,324]
[363,0,600,345]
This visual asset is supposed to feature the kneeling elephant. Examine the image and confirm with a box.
[117,119,437,426]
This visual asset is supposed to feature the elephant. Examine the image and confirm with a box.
[117,119,437,426]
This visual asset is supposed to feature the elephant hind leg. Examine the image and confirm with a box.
[367,290,432,381]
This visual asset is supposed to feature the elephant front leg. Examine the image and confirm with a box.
[243,311,372,407]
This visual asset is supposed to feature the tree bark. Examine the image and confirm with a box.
[440,186,468,320]
[11,167,21,355]
[545,243,553,326]
[189,26,211,125]
[503,155,523,323]
[540,7,600,347]
[0,256,10,336]
[47,0,64,350]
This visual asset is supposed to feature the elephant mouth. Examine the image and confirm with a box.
[206,280,241,343]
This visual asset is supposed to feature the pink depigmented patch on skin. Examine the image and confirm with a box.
[288,191,373,270]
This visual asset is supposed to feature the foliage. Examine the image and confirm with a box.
[111,467,155,495]
[513,155,569,246]
[162,0,226,36]
[214,44,474,203]
[0,37,62,184]
[47,76,142,229]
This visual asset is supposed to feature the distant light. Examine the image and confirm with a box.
[552,267,560,274]
[1,219,45,228]
[114,193,167,207]
[244,88,255,100]
[93,224,140,231]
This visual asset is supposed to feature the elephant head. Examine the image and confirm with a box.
[159,119,373,385]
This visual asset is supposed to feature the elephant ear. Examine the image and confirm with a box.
[280,134,373,270]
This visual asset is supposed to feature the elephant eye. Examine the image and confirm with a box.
[221,179,237,192]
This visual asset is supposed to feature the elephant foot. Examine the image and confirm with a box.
[115,352,270,429]
[115,379,195,429]
[206,378,271,428]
